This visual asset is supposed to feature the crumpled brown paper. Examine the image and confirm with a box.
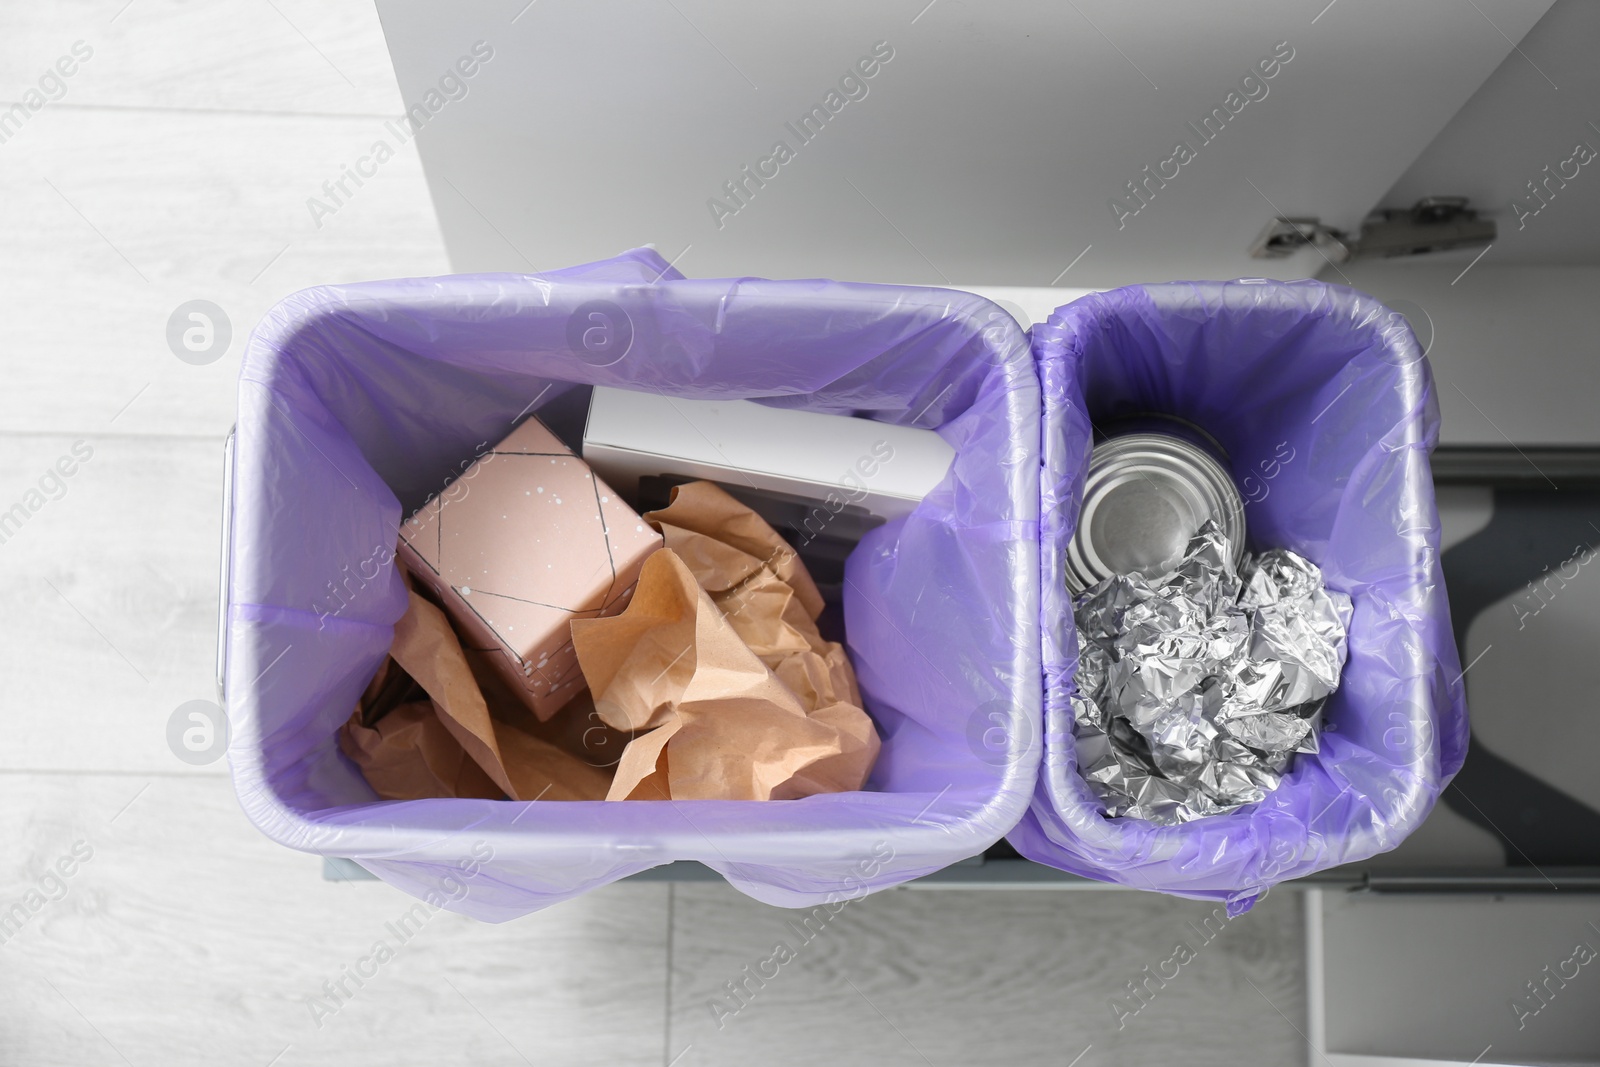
[339,585,613,801]
[570,481,881,801]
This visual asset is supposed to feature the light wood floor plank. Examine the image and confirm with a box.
[0,434,224,773]
[0,774,672,1066]
[667,882,1307,1067]
[0,0,403,116]
[0,105,450,439]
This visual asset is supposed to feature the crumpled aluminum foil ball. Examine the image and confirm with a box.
[1071,521,1353,824]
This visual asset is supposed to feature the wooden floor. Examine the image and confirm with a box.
[0,3,1310,1063]
[0,771,1308,1066]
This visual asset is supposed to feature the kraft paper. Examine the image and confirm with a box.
[340,586,612,802]
[571,481,880,801]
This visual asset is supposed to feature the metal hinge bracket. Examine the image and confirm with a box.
[1249,197,1495,262]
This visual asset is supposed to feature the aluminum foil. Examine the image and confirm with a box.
[1071,521,1353,824]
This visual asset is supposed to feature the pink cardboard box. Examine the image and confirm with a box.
[398,417,662,720]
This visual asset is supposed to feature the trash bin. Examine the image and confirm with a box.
[1009,280,1468,911]
[221,248,1042,920]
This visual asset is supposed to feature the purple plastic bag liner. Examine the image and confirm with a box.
[225,248,1041,920]
[1009,281,1468,911]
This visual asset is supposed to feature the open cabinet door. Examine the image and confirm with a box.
[1309,888,1600,1067]
[377,0,1552,286]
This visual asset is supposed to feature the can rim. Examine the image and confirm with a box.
[1065,432,1245,595]
[1095,411,1231,460]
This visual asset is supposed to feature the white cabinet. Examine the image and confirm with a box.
[376,0,1552,287]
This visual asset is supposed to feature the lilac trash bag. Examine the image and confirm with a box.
[1009,280,1468,911]
[224,248,1041,920]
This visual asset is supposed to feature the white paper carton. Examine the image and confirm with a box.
[581,387,956,522]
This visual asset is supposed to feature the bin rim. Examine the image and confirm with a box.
[221,254,1045,913]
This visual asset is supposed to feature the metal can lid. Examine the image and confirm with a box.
[1065,432,1245,594]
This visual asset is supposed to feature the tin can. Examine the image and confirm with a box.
[1064,415,1246,595]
